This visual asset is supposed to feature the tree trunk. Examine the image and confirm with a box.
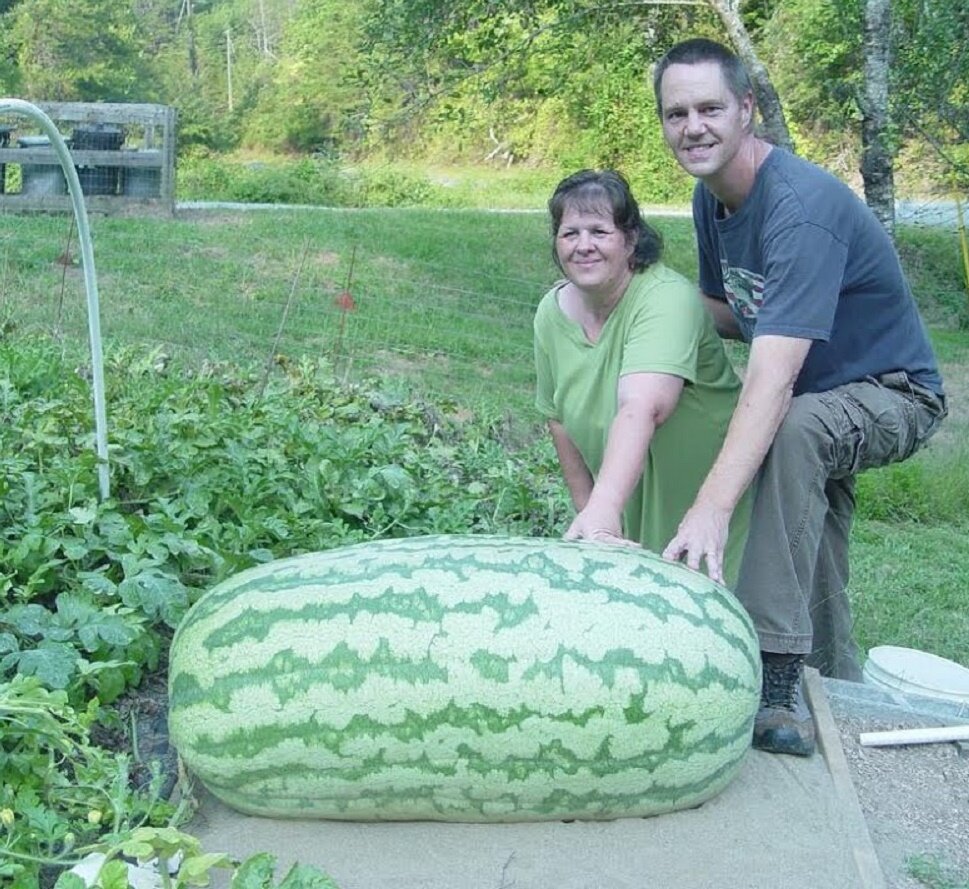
[860,0,895,236]
[706,0,794,151]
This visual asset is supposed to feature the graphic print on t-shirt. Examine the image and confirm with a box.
[720,258,764,340]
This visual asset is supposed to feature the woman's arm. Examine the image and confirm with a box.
[563,371,684,544]
[548,419,594,512]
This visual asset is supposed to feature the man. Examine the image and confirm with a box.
[653,38,947,756]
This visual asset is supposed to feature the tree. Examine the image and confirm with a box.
[241,0,370,151]
[860,0,894,233]
[706,0,792,149]
[761,0,969,199]
[890,0,969,188]
[1,0,152,101]
[128,0,296,150]
[360,0,793,161]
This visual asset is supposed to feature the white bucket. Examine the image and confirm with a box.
[18,135,67,195]
[863,645,969,705]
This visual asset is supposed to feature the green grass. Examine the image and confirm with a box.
[367,161,564,210]
[849,439,969,664]
[930,327,969,363]
[850,519,969,663]
[855,444,969,525]
[908,854,969,889]
[896,226,969,329]
[1,204,967,666]
[176,154,568,211]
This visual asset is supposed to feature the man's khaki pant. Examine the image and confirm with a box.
[735,372,947,681]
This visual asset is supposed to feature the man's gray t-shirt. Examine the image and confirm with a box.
[694,148,943,396]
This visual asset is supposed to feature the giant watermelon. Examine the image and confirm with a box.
[168,534,760,822]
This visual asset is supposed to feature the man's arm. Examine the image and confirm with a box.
[662,334,812,582]
[702,292,743,340]
[564,372,684,544]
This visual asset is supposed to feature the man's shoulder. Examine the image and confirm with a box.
[750,148,870,238]
[761,148,856,204]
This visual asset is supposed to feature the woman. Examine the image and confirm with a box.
[533,169,750,585]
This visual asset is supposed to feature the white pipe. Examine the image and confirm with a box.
[859,724,969,748]
[0,98,110,500]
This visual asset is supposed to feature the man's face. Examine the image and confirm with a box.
[658,61,753,182]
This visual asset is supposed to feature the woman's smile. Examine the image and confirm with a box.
[556,206,634,300]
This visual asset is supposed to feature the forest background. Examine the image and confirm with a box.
[1,0,967,208]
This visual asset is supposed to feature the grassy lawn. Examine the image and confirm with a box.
[1,205,967,664]
[1,208,557,416]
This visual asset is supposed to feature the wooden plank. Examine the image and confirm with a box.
[0,148,163,167]
[34,102,173,126]
[804,667,888,889]
[0,193,173,217]
[0,102,176,215]
[159,106,177,204]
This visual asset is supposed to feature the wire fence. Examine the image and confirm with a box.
[0,201,553,426]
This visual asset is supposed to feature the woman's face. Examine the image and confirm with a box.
[555,203,634,297]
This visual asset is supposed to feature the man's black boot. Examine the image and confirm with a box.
[752,653,816,756]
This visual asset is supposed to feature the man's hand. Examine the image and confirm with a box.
[663,334,813,585]
[662,501,733,584]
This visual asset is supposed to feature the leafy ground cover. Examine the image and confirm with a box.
[0,337,568,887]
[0,205,966,887]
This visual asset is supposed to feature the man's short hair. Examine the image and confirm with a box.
[652,38,755,118]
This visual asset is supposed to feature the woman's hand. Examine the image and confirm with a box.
[564,505,638,547]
